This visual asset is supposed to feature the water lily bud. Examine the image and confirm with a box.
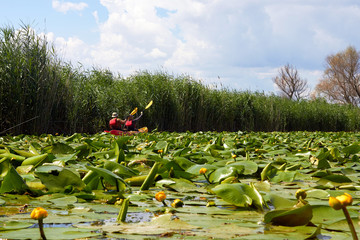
[171,199,184,208]
[30,207,48,220]
[295,189,307,200]
[329,196,342,210]
[231,154,237,159]
[336,193,353,207]
[155,191,166,202]
[199,168,207,174]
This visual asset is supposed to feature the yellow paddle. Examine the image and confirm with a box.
[144,100,153,110]
[130,100,152,116]
[130,107,138,116]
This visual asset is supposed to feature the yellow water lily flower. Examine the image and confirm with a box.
[329,197,343,210]
[199,168,207,174]
[30,207,48,220]
[171,199,184,208]
[295,189,307,200]
[329,193,353,210]
[328,193,358,240]
[337,193,353,207]
[155,191,166,202]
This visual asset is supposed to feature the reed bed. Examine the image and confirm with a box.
[1,24,360,135]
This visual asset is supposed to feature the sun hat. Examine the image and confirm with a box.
[112,112,118,118]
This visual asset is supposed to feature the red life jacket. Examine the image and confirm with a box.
[125,120,133,127]
[109,118,122,130]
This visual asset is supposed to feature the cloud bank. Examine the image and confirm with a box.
[49,0,360,92]
[52,0,88,14]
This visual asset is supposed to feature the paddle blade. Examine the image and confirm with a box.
[130,107,138,116]
[145,100,153,110]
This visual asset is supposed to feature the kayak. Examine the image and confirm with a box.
[104,127,148,136]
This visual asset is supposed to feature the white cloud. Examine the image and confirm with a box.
[52,0,88,14]
[48,0,360,93]
[92,11,99,23]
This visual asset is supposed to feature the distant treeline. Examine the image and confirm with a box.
[1,24,360,135]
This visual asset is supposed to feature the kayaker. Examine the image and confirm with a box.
[109,112,125,130]
[125,111,143,131]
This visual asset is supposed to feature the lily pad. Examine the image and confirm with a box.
[264,204,313,226]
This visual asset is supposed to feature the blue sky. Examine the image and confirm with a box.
[1,1,360,94]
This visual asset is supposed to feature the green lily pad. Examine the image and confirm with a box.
[209,166,243,183]
[102,213,201,234]
[264,204,313,226]
[0,227,101,239]
[212,183,266,209]
[35,165,85,192]
[228,161,258,175]
[0,221,33,231]
[156,178,204,193]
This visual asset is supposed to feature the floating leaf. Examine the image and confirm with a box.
[342,144,360,155]
[0,221,33,231]
[264,204,313,226]
[213,184,252,207]
[228,161,258,175]
[156,178,203,193]
[35,165,85,192]
[0,160,28,194]
[209,166,242,183]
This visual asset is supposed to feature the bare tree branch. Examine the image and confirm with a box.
[315,46,360,106]
[273,64,308,101]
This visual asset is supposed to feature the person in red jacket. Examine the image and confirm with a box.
[109,112,125,130]
[124,111,143,131]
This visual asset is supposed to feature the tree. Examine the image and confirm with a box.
[315,46,360,106]
[273,64,308,100]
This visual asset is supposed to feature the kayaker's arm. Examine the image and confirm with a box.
[133,112,143,121]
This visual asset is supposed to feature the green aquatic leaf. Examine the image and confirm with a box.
[264,204,313,226]
[0,160,28,194]
[172,156,196,170]
[103,213,201,235]
[270,171,297,183]
[104,160,138,178]
[140,162,160,191]
[306,189,329,199]
[35,165,85,192]
[261,162,277,181]
[21,153,48,167]
[0,227,101,239]
[209,166,242,183]
[342,144,360,156]
[228,161,258,175]
[185,164,217,175]
[321,174,352,183]
[49,142,75,154]
[0,221,33,231]
[212,183,254,208]
[156,178,203,193]
[114,142,125,163]
[317,158,331,169]
[269,193,297,209]
[310,205,358,225]
[86,165,127,187]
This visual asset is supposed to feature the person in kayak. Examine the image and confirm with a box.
[125,111,143,131]
[109,112,126,130]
